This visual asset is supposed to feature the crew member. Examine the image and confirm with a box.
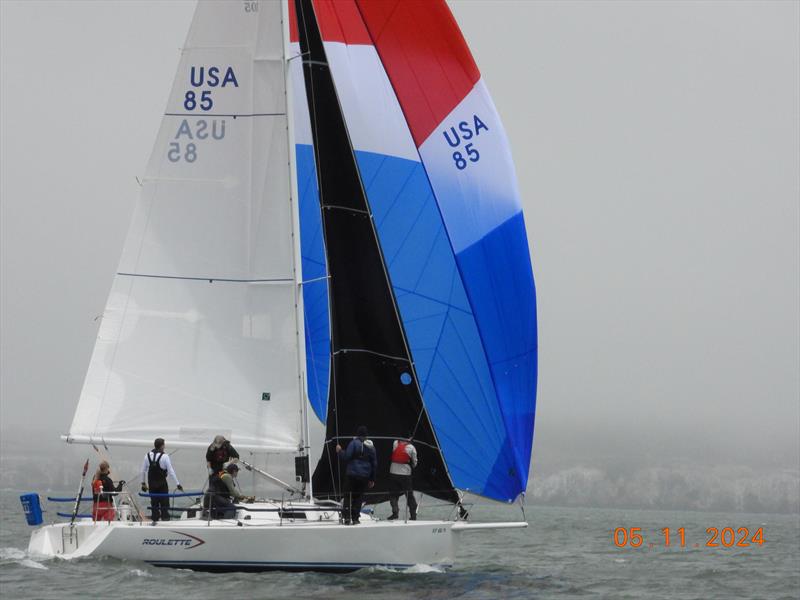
[204,462,253,519]
[388,435,418,521]
[206,435,240,473]
[140,438,183,522]
[335,425,376,525]
[92,460,124,522]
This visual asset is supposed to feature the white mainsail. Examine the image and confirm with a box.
[68,1,304,452]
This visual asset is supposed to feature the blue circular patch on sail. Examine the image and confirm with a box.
[399,372,413,386]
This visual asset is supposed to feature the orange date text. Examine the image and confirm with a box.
[613,527,765,549]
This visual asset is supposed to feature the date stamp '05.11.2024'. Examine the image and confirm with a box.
[613,527,766,550]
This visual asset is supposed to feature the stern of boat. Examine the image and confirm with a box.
[28,520,114,559]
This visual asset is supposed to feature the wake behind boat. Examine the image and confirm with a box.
[24,0,538,572]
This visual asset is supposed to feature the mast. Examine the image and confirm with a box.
[282,0,313,501]
[293,0,458,504]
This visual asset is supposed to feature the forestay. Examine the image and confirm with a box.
[68,1,305,452]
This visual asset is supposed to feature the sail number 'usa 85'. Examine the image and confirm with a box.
[167,65,238,163]
[442,114,489,171]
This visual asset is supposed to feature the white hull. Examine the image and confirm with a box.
[28,502,461,572]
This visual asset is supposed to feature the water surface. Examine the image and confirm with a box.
[1,490,797,599]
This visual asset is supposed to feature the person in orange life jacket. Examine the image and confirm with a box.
[388,435,418,520]
[92,460,124,522]
[139,438,183,522]
[335,425,376,525]
[206,435,240,474]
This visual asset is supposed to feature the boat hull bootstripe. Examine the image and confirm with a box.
[146,560,420,572]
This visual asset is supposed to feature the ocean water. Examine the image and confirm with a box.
[0,489,797,599]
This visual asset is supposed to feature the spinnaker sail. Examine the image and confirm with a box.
[292,0,537,503]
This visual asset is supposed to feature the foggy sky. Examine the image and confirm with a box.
[1,0,798,482]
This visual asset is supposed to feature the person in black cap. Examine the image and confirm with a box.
[140,438,183,522]
[335,425,376,525]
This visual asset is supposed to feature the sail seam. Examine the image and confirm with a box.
[392,286,472,316]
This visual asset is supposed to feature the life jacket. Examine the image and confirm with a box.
[147,451,168,488]
[92,479,115,521]
[391,441,411,464]
[91,478,103,503]
[208,471,230,499]
[92,475,114,503]
[210,444,228,467]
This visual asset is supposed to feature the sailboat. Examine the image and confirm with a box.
[26,0,538,572]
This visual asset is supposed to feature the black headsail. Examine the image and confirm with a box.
[294,0,458,505]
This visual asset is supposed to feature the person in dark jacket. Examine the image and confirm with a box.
[91,461,124,522]
[206,435,240,473]
[217,463,255,504]
[203,463,252,519]
[140,438,183,522]
[335,425,377,525]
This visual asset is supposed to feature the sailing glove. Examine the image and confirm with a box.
[176,484,184,492]
[141,483,148,493]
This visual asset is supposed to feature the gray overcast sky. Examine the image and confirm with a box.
[1,1,798,472]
